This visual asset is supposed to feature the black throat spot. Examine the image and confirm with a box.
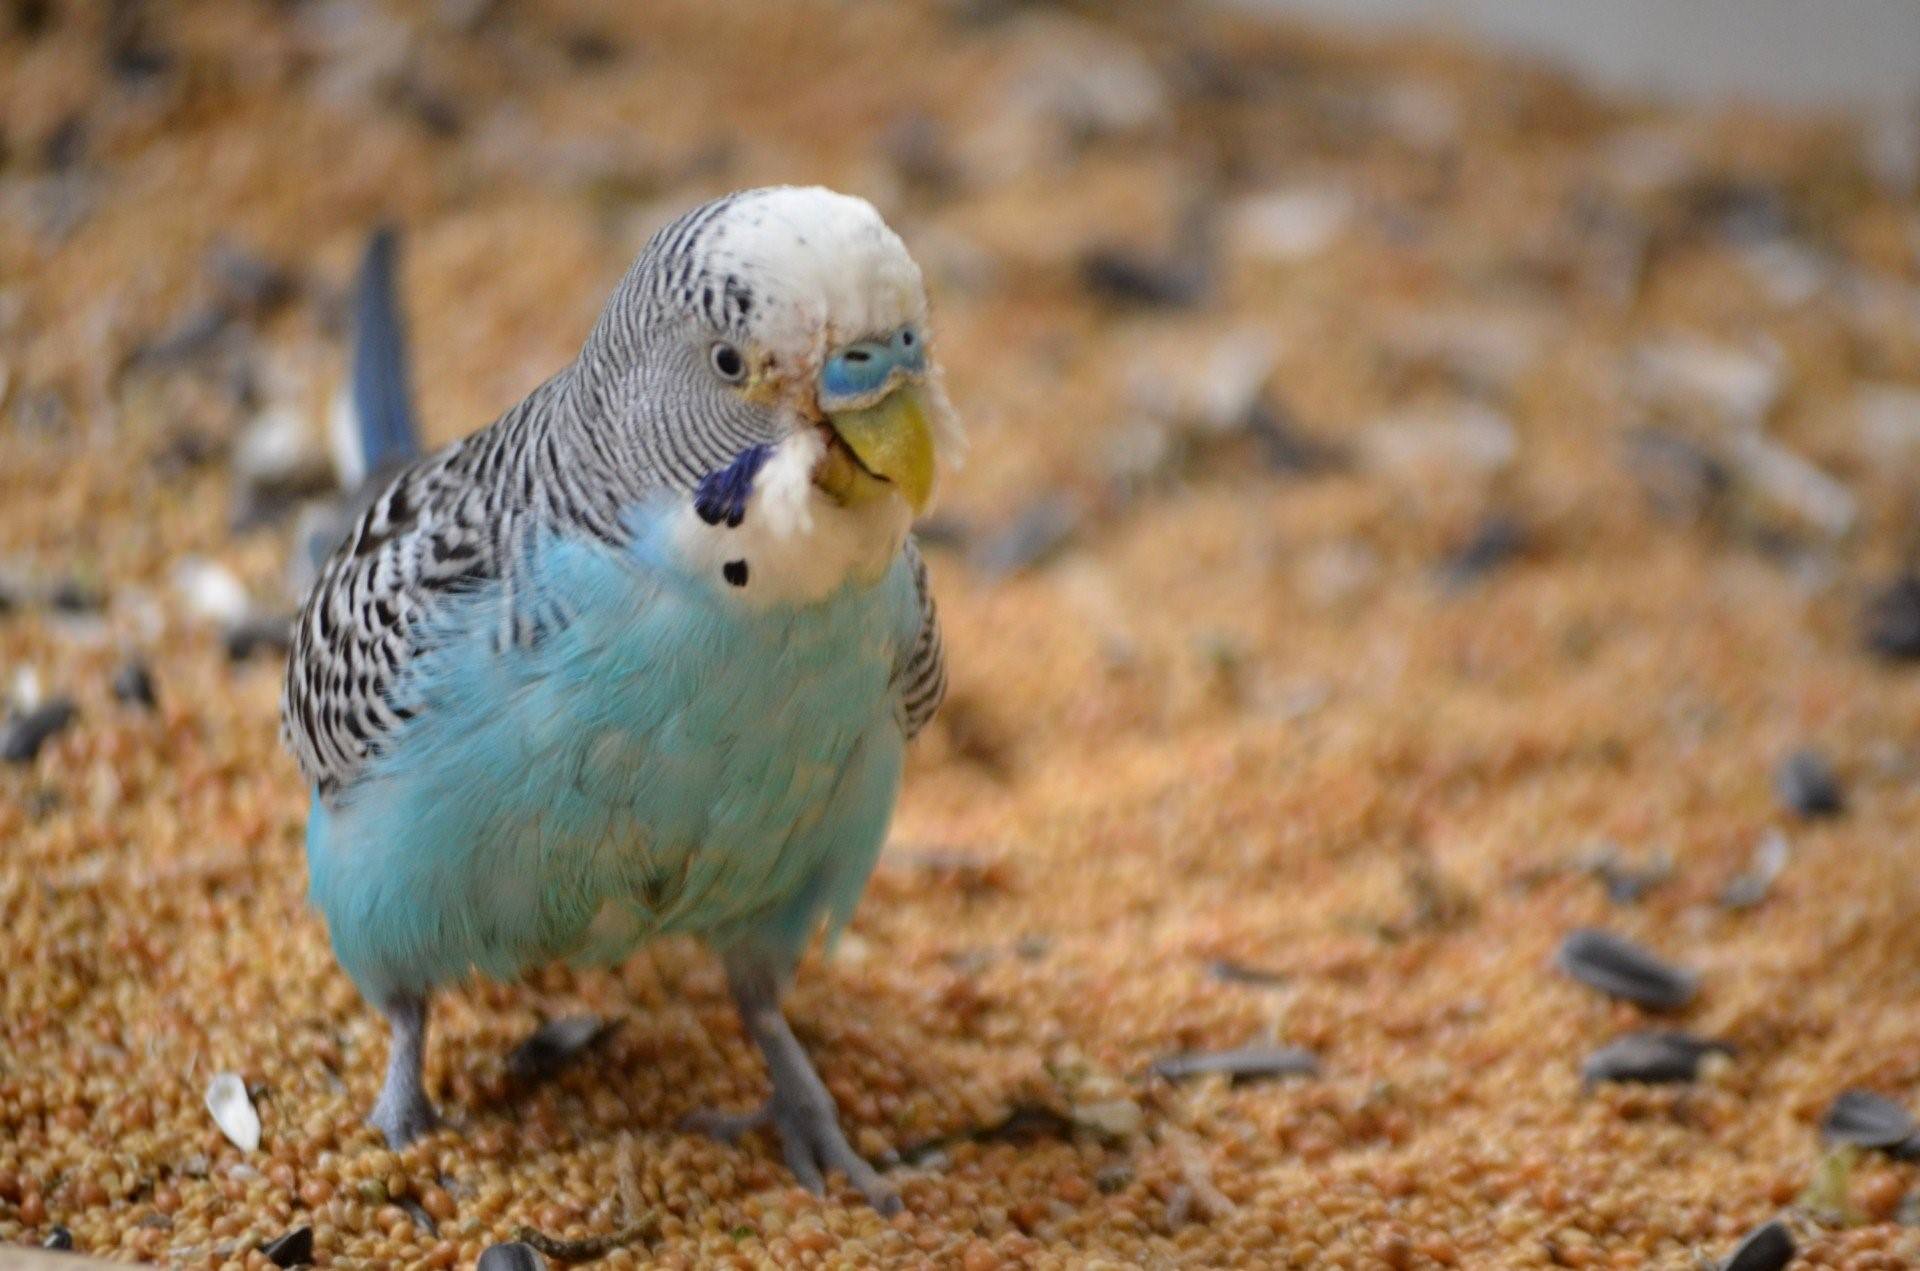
[723,559,749,587]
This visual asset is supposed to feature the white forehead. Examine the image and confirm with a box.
[696,187,927,366]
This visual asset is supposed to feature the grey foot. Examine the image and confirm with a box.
[719,949,901,1214]
[369,1080,439,1148]
[765,1087,900,1215]
[683,1097,896,1211]
[369,992,438,1148]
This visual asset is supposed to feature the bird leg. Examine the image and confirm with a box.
[700,949,900,1213]
[368,993,438,1148]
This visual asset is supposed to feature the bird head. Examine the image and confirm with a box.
[579,187,964,541]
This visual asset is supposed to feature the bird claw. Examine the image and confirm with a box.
[683,1097,899,1213]
[767,1092,901,1215]
[678,1102,772,1145]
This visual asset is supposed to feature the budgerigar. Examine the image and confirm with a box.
[281,188,961,1211]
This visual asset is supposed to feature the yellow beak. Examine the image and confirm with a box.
[821,385,936,514]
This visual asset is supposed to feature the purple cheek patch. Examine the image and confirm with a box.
[694,442,774,528]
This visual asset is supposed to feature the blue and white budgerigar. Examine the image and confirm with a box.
[281,187,961,1211]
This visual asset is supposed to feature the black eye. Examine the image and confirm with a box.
[900,329,915,347]
[710,342,746,383]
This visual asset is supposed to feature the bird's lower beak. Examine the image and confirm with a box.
[819,384,936,514]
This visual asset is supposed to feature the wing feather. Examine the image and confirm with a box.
[282,380,563,799]
[892,537,947,740]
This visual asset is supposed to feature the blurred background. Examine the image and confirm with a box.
[5,1,1920,1266]
[1257,0,1920,110]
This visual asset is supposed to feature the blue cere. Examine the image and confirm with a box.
[818,327,926,405]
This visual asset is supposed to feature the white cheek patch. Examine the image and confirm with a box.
[752,428,823,539]
[668,430,911,608]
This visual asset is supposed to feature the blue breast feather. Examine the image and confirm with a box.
[307,499,920,1004]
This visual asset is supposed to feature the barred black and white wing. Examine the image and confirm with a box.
[280,382,563,802]
[892,538,947,741]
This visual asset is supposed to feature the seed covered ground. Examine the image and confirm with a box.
[4,2,1920,1268]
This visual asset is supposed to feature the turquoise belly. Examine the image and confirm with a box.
[306,517,916,1004]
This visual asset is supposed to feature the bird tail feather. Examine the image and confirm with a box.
[332,225,422,487]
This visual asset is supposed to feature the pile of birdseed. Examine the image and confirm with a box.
[5,1,1920,1267]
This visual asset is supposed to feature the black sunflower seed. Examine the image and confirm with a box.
[1207,958,1288,987]
[896,1103,1077,1167]
[1587,848,1670,905]
[1246,397,1347,475]
[1078,246,1207,308]
[1014,934,1052,960]
[1581,1031,1732,1086]
[911,513,974,551]
[562,29,621,68]
[130,305,232,368]
[1150,1044,1319,1085]
[506,1015,618,1084]
[1,698,77,763]
[207,240,296,318]
[12,0,53,38]
[1624,427,1731,523]
[1436,515,1525,591]
[477,1243,547,1271]
[42,1225,73,1250]
[223,613,293,661]
[259,1225,314,1267]
[111,660,157,709]
[398,1197,437,1235]
[1720,1218,1794,1271]
[1820,1089,1920,1157]
[1554,928,1698,1010]
[1863,574,1920,660]
[47,578,102,613]
[880,113,959,194]
[1775,749,1844,818]
[969,495,1080,578]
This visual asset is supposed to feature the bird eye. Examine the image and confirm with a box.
[709,342,747,383]
[900,329,915,347]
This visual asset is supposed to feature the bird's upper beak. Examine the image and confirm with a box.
[814,331,936,514]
